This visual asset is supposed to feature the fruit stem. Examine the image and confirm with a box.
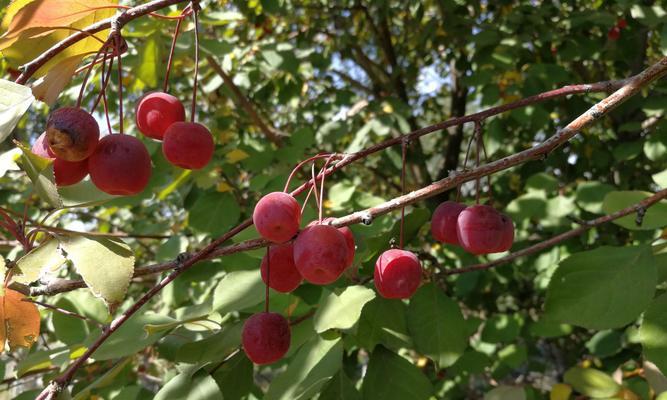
[163,5,190,92]
[399,138,407,249]
[474,121,481,204]
[479,127,493,204]
[283,153,332,193]
[318,154,335,223]
[264,246,270,313]
[311,162,321,218]
[112,25,124,134]
[100,47,113,135]
[301,185,315,214]
[76,39,112,109]
[456,123,476,203]
[190,1,200,123]
[91,45,115,115]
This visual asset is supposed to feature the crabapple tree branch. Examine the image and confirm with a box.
[23,57,667,299]
[441,188,667,276]
[15,0,190,85]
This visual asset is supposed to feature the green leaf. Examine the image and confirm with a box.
[602,191,667,230]
[525,173,558,192]
[16,142,62,208]
[212,270,264,314]
[210,350,253,400]
[58,179,118,208]
[631,5,666,27]
[576,181,615,214]
[14,239,65,284]
[87,312,175,360]
[0,147,20,177]
[155,369,223,400]
[265,335,343,400]
[73,358,131,400]
[0,79,33,144]
[136,35,159,87]
[484,386,526,400]
[313,285,375,333]
[545,245,656,330]
[585,330,624,358]
[361,346,433,400]
[563,366,621,398]
[189,192,241,236]
[51,298,89,346]
[175,322,242,364]
[59,235,135,305]
[653,170,667,188]
[319,371,361,400]
[480,314,524,343]
[640,293,667,375]
[407,283,468,367]
[356,297,411,350]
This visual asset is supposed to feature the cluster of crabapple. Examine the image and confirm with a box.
[31,92,214,195]
[31,107,151,194]
[135,92,214,170]
[241,188,427,364]
[431,201,514,254]
[607,17,627,41]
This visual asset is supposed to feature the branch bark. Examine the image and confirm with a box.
[15,0,190,84]
[24,58,666,299]
[443,188,667,276]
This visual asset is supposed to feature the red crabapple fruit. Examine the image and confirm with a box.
[162,122,214,170]
[307,218,355,267]
[617,18,627,29]
[135,92,185,140]
[253,192,301,243]
[242,312,290,365]
[456,205,505,255]
[32,132,88,186]
[494,213,515,252]
[608,26,621,41]
[431,201,467,245]
[293,224,349,285]
[45,107,100,161]
[261,243,302,293]
[88,134,152,195]
[374,249,422,299]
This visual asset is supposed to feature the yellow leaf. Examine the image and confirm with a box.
[225,149,249,163]
[1,289,40,351]
[323,199,333,209]
[31,54,82,105]
[550,383,572,400]
[216,181,232,192]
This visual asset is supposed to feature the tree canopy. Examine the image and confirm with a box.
[1,1,667,399]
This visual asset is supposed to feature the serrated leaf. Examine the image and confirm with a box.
[14,239,65,284]
[563,367,620,398]
[212,270,264,314]
[313,286,375,333]
[59,235,135,305]
[0,147,21,177]
[86,312,175,360]
[356,297,411,350]
[136,35,159,88]
[407,283,468,367]
[0,80,33,143]
[1,289,40,351]
[16,141,62,207]
[319,371,361,400]
[31,54,82,105]
[361,346,432,400]
[545,245,656,330]
[266,335,342,400]
[210,350,253,400]
[51,298,88,346]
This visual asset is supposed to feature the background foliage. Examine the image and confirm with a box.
[2,0,667,399]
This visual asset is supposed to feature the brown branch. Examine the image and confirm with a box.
[22,68,658,299]
[206,55,283,145]
[15,0,190,85]
[25,57,667,301]
[443,188,667,275]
